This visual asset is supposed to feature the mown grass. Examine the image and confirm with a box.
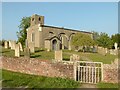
[1,47,118,64]
[2,69,80,88]
[97,82,118,89]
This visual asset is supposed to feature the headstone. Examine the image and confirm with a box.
[55,50,62,62]
[114,42,118,50]
[28,42,35,53]
[11,41,16,50]
[4,41,8,49]
[8,40,12,48]
[18,42,23,51]
[70,54,80,61]
[15,44,20,57]
[24,47,30,58]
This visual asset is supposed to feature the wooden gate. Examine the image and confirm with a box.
[75,61,103,84]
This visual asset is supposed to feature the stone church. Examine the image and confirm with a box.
[27,14,93,51]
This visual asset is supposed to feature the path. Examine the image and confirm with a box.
[79,84,98,90]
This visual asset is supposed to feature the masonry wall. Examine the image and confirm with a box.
[2,57,74,79]
[103,59,118,83]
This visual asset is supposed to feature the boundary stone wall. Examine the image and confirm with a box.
[2,56,74,79]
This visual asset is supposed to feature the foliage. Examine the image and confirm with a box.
[17,17,31,47]
[71,33,95,51]
[0,39,5,46]
[2,69,80,88]
[111,33,120,47]
[96,32,113,48]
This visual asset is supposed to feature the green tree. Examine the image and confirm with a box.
[17,16,31,47]
[111,33,120,47]
[96,32,113,48]
[71,33,95,52]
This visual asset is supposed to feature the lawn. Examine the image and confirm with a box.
[97,82,118,89]
[2,69,80,88]
[1,47,118,64]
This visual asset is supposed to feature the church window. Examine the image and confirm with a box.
[32,18,34,21]
[39,17,41,21]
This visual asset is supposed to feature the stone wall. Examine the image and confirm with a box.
[103,58,118,83]
[2,57,74,79]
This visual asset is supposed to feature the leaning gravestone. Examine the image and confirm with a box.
[4,41,8,49]
[15,44,20,57]
[55,50,62,62]
[28,42,35,53]
[18,42,23,51]
[24,47,30,58]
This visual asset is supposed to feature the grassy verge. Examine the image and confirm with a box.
[2,69,80,88]
[97,82,118,88]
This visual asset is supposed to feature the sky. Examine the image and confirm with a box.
[2,2,118,40]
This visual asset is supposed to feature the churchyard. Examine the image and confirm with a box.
[1,40,119,89]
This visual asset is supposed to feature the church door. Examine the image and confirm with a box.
[52,39,57,50]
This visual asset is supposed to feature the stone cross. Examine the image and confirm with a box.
[55,50,62,62]
[4,41,8,49]
[15,44,20,57]
[114,42,118,50]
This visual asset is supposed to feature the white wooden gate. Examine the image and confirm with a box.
[75,61,103,84]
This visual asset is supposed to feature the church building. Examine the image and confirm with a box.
[27,14,93,51]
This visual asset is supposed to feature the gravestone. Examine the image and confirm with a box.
[70,54,80,61]
[11,41,16,50]
[55,50,62,62]
[28,42,35,53]
[4,41,8,49]
[114,42,118,50]
[8,40,12,48]
[15,44,20,57]
[24,47,30,58]
[18,42,23,51]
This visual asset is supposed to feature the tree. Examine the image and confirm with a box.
[17,16,31,47]
[111,33,120,47]
[96,32,113,48]
[71,33,95,52]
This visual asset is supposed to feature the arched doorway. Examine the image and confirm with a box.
[52,39,57,50]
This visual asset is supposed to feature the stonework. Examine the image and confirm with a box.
[15,44,20,57]
[103,58,119,83]
[4,41,8,49]
[2,56,74,79]
[109,49,118,55]
[27,14,93,51]
[28,42,35,53]
[8,40,12,48]
[55,50,62,62]
[70,54,80,61]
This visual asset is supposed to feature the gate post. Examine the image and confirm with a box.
[73,61,77,81]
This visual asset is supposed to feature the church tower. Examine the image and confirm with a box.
[30,14,44,26]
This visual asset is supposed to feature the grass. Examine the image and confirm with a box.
[2,69,80,88]
[97,82,118,89]
[1,47,118,64]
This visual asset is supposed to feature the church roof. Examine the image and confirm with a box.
[41,25,92,34]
